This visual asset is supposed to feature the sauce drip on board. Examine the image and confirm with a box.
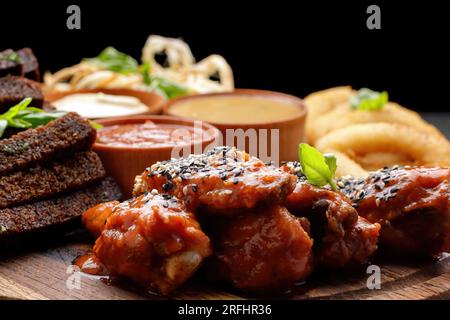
[73,252,108,276]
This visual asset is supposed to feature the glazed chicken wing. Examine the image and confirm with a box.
[82,200,119,238]
[203,205,314,293]
[339,166,450,256]
[282,162,380,268]
[82,193,212,295]
[133,146,296,214]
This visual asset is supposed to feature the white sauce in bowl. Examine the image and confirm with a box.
[52,93,149,119]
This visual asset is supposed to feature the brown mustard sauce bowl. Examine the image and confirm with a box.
[163,89,308,163]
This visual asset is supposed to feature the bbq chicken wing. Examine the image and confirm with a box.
[282,162,380,268]
[83,200,119,238]
[202,205,314,293]
[133,146,296,215]
[339,166,450,256]
[81,193,212,295]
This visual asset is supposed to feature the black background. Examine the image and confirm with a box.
[1,1,449,112]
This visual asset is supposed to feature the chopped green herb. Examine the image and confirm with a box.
[89,121,103,130]
[0,98,67,138]
[298,143,338,191]
[146,76,189,99]
[84,47,189,99]
[350,88,388,111]
[0,52,20,63]
[139,62,152,85]
[0,120,8,138]
[84,47,139,74]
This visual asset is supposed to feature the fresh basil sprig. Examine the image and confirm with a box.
[140,61,189,99]
[0,98,67,138]
[298,143,338,191]
[0,51,20,63]
[84,47,139,74]
[350,88,388,111]
[144,74,189,100]
[151,76,189,99]
[85,48,189,99]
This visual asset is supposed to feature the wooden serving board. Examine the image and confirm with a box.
[0,232,449,300]
[1,116,449,301]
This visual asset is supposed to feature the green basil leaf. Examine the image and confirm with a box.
[298,143,338,191]
[350,88,388,111]
[0,52,20,63]
[324,153,337,176]
[84,47,139,74]
[0,120,7,138]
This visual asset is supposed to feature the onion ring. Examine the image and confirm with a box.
[308,101,446,144]
[316,123,450,177]
[304,86,354,142]
[353,152,414,172]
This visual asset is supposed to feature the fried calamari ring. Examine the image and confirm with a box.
[316,123,450,177]
[308,101,446,144]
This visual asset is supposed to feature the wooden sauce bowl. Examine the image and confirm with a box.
[163,89,307,163]
[45,88,165,118]
[93,115,221,198]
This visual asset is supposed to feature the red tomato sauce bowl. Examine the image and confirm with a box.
[93,115,221,198]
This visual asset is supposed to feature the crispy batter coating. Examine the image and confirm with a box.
[133,146,296,214]
[339,166,450,256]
[203,205,314,293]
[282,162,379,268]
[84,193,212,295]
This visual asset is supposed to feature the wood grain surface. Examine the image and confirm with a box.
[0,233,449,300]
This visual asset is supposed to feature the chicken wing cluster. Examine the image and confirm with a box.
[282,162,380,268]
[81,147,449,295]
[338,166,450,256]
[82,193,212,295]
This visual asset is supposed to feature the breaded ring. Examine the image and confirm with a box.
[308,101,446,144]
[316,123,450,177]
[304,86,355,142]
[353,152,413,172]
[326,150,369,178]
